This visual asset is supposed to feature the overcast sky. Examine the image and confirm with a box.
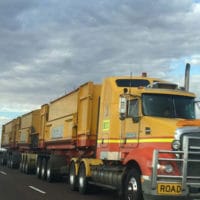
[1,0,200,143]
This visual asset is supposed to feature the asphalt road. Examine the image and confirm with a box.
[0,166,117,200]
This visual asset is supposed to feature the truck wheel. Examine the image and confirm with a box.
[41,158,47,180]
[123,168,143,200]
[0,157,3,165]
[24,160,30,174]
[69,161,78,191]
[22,157,27,173]
[36,158,42,178]
[46,160,54,182]
[19,160,23,172]
[10,159,14,169]
[7,157,11,168]
[78,162,90,194]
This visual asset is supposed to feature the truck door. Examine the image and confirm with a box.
[121,98,140,148]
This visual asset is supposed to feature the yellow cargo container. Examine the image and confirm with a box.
[1,119,16,148]
[1,118,21,168]
[1,122,10,148]
[18,109,41,149]
[45,88,78,144]
[45,82,101,149]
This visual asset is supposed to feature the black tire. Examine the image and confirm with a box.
[46,160,54,182]
[123,168,143,200]
[69,161,78,191]
[36,158,42,178]
[0,157,3,165]
[7,155,11,168]
[19,159,24,172]
[78,162,90,194]
[0,156,4,165]
[24,159,30,174]
[41,158,47,180]
[22,157,27,173]
[10,159,14,169]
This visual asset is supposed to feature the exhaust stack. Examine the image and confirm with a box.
[184,63,190,92]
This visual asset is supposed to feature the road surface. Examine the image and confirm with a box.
[0,166,117,200]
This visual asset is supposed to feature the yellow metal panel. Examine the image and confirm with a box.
[3,121,12,145]
[1,125,9,146]
[78,98,89,133]
[44,82,101,145]
[1,119,19,147]
[45,114,77,141]
[98,78,120,141]
[15,117,21,145]
[19,128,30,143]
[45,90,78,142]
[4,121,12,133]
[77,83,101,137]
[19,109,41,144]
[39,104,49,141]
[64,114,77,139]
[21,112,33,128]
[48,91,78,121]
[45,124,51,141]
[32,110,41,134]
[81,158,103,177]
[77,82,93,135]
[90,85,101,137]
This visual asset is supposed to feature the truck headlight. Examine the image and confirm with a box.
[164,164,173,173]
[157,164,174,174]
[172,140,181,150]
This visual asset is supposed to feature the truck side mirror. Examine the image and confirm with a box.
[119,96,127,120]
[195,99,200,109]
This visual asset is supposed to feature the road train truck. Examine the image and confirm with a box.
[1,64,200,200]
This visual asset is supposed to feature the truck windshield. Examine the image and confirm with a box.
[142,94,195,119]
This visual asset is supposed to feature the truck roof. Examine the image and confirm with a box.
[102,76,195,98]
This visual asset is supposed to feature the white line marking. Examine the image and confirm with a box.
[0,171,7,175]
[28,186,46,194]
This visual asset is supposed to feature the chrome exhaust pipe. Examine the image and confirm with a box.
[184,63,190,91]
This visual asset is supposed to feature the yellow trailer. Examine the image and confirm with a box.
[36,81,101,182]
[1,120,13,148]
[0,118,21,168]
[18,109,41,149]
[18,109,42,174]
[44,81,101,148]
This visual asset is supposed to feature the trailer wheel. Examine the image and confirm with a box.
[36,158,42,178]
[78,162,90,194]
[0,157,3,165]
[24,160,30,174]
[41,158,47,180]
[19,159,23,172]
[7,157,11,168]
[69,161,78,191]
[46,160,54,182]
[123,168,143,200]
[22,157,27,173]
[10,159,14,169]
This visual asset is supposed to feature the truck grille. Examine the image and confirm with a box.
[152,136,200,192]
[182,136,200,184]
